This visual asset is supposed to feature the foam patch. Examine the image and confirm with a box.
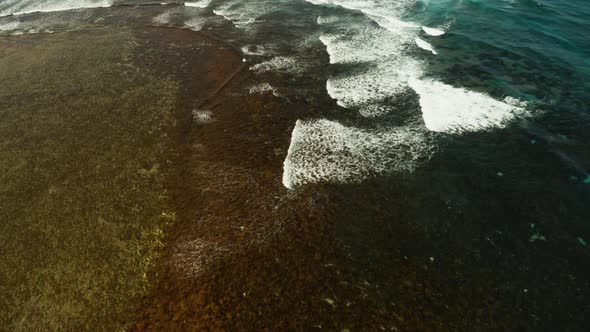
[249,56,307,75]
[184,0,211,8]
[422,26,445,36]
[241,44,277,56]
[0,19,20,31]
[153,6,207,31]
[152,10,175,25]
[192,110,214,124]
[409,78,528,133]
[415,37,437,55]
[184,16,206,31]
[317,16,422,116]
[306,0,418,33]
[211,0,280,30]
[248,83,280,96]
[0,0,111,17]
[0,13,77,34]
[314,5,528,135]
[282,119,433,189]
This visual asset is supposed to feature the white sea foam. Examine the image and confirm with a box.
[317,15,338,25]
[0,0,112,17]
[0,27,54,35]
[184,16,206,31]
[306,0,418,33]
[504,96,529,108]
[409,78,528,133]
[309,0,532,138]
[0,20,20,31]
[248,83,280,96]
[365,11,418,32]
[212,8,254,28]
[282,119,432,189]
[317,15,422,116]
[249,56,307,75]
[0,6,96,34]
[211,0,279,30]
[422,26,445,36]
[241,44,276,56]
[153,6,207,31]
[152,10,174,25]
[283,0,534,188]
[184,0,211,8]
[358,104,395,118]
[192,109,214,124]
[415,37,437,55]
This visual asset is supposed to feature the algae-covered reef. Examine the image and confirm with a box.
[0,29,177,330]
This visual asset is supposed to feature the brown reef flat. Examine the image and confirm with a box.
[130,26,397,331]
[0,28,177,330]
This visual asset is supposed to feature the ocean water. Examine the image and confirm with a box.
[408,0,590,105]
[2,0,590,328]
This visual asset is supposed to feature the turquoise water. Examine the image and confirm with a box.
[408,0,590,109]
